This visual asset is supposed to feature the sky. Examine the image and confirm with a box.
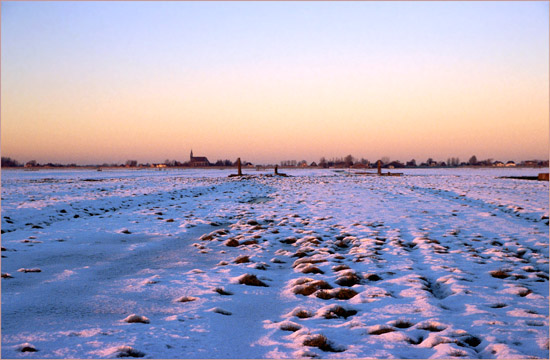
[1,1,549,165]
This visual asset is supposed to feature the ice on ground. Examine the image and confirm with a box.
[1,168,548,358]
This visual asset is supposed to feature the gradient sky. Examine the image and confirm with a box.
[2,1,549,165]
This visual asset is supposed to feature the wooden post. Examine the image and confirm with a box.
[275,165,278,175]
[237,158,242,176]
[377,160,382,175]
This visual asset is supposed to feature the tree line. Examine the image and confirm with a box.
[2,155,548,169]
[1,157,248,168]
[280,155,548,169]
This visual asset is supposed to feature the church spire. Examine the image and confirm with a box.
[190,149,193,161]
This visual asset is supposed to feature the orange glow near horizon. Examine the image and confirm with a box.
[1,2,548,165]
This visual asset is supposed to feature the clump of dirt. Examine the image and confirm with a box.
[175,296,197,303]
[292,279,332,296]
[123,314,150,324]
[295,310,312,318]
[215,287,233,296]
[234,255,250,264]
[303,334,345,353]
[17,343,38,353]
[211,308,232,316]
[368,326,396,335]
[315,290,334,300]
[300,265,324,274]
[332,264,350,272]
[280,321,302,332]
[332,288,358,300]
[335,272,361,286]
[238,274,268,287]
[224,239,239,247]
[280,237,297,244]
[322,305,357,319]
[365,273,382,281]
[490,269,510,279]
[114,346,145,358]
[241,239,258,246]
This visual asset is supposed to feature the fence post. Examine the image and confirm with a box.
[237,158,242,176]
[377,160,382,175]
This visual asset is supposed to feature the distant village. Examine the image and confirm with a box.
[277,156,549,170]
[2,151,548,169]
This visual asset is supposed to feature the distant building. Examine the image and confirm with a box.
[387,161,405,169]
[189,150,210,167]
[493,161,505,167]
[522,160,538,167]
[505,161,516,167]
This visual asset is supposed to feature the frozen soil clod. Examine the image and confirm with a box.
[123,314,150,324]
[237,273,268,287]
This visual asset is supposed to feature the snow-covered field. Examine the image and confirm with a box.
[1,168,548,359]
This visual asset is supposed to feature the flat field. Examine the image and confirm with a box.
[1,168,548,358]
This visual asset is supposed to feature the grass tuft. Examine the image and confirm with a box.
[303,334,345,353]
[332,288,358,300]
[489,269,510,279]
[368,327,395,335]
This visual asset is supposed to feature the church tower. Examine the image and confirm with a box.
[190,150,193,161]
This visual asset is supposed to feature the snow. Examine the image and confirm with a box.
[1,167,548,358]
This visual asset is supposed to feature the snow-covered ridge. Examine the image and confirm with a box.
[1,168,548,358]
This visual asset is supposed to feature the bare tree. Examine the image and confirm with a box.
[344,154,354,167]
[1,157,20,167]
